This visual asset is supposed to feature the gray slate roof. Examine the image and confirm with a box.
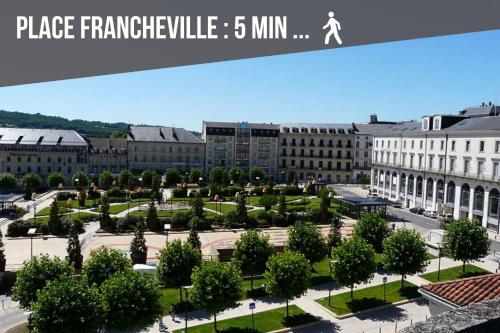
[203,121,279,130]
[280,123,353,132]
[0,127,87,146]
[354,123,400,135]
[128,126,202,143]
[444,116,500,132]
[459,105,500,118]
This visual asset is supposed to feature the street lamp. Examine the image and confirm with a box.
[67,198,73,219]
[31,193,37,225]
[214,194,220,215]
[255,176,260,185]
[437,242,442,281]
[182,285,193,333]
[76,192,82,218]
[138,177,143,211]
[328,259,337,307]
[164,223,171,245]
[27,228,37,259]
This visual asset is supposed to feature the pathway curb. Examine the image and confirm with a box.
[268,320,321,333]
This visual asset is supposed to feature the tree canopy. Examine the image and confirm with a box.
[0,173,16,192]
[47,172,65,188]
[165,168,181,186]
[287,221,328,264]
[353,213,391,253]
[82,247,132,287]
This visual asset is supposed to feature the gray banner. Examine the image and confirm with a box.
[1,0,499,87]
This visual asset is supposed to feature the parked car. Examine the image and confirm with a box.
[438,214,454,223]
[423,210,439,219]
[392,201,402,209]
[409,207,424,215]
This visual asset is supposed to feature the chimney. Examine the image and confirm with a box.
[489,101,492,106]
[369,114,378,123]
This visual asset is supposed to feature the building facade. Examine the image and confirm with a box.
[127,126,204,173]
[371,104,500,233]
[202,121,280,178]
[89,138,128,175]
[0,127,89,178]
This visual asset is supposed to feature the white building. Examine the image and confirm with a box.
[371,103,500,233]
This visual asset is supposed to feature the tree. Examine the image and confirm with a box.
[82,247,132,287]
[443,219,490,275]
[228,167,243,183]
[100,270,163,330]
[189,168,204,184]
[48,198,62,235]
[66,223,83,270]
[236,193,249,225]
[249,166,265,183]
[71,171,89,188]
[0,172,16,193]
[287,170,297,184]
[232,230,274,290]
[319,189,331,224]
[259,194,278,211]
[0,230,6,272]
[31,277,105,333]
[78,188,87,206]
[118,169,134,188]
[187,228,201,249]
[287,221,328,264]
[327,215,343,256]
[190,191,204,218]
[189,260,243,332]
[99,170,114,189]
[209,167,225,184]
[47,172,65,188]
[12,255,73,309]
[359,176,370,185]
[332,237,376,299]
[383,229,429,288]
[141,169,157,188]
[264,251,310,318]
[130,219,148,264]
[22,173,42,200]
[99,193,111,229]
[165,168,181,187]
[353,213,391,253]
[157,240,202,303]
[278,192,287,216]
[146,198,160,231]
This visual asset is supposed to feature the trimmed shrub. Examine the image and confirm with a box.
[272,213,288,227]
[107,186,126,198]
[172,188,188,198]
[255,210,273,224]
[281,185,303,196]
[199,187,210,197]
[306,208,321,223]
[171,210,192,229]
[7,220,31,237]
[188,216,212,230]
[224,211,238,227]
[56,192,77,201]
[221,186,244,197]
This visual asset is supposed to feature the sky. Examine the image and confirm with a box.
[0,30,499,132]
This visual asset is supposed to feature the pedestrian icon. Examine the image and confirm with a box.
[323,11,342,45]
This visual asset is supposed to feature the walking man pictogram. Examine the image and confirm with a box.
[323,11,342,45]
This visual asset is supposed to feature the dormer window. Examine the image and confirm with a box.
[433,117,441,130]
[422,117,430,131]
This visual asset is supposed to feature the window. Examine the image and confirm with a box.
[439,157,444,171]
[403,140,407,149]
[493,162,499,180]
[410,155,414,168]
[434,117,441,130]
[464,160,470,174]
[440,140,444,150]
[479,141,485,152]
[449,158,455,172]
[451,141,456,151]
[402,154,406,166]
[418,155,423,169]
[465,140,470,152]
[429,156,433,169]
[477,160,484,177]
[411,140,414,149]
[430,140,434,150]
[496,141,500,153]
[419,140,423,149]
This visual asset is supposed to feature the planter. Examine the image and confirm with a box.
[0,258,6,272]
[130,251,147,264]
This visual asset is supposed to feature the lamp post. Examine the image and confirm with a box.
[127,192,131,222]
[437,242,442,282]
[31,193,37,225]
[67,198,73,219]
[182,285,193,333]
[255,176,260,186]
[27,228,37,259]
[164,223,171,245]
[76,192,82,218]
[328,259,337,307]
[383,276,388,302]
[214,194,220,215]
[138,177,143,211]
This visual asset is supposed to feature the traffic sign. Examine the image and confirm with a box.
[249,302,256,310]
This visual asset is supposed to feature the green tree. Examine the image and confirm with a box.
[232,230,274,290]
[383,229,429,288]
[189,168,204,184]
[118,169,134,188]
[190,191,205,218]
[264,251,310,318]
[130,219,148,264]
[22,173,42,200]
[0,231,6,272]
[165,168,181,187]
[228,167,243,183]
[99,193,111,229]
[287,170,297,184]
[72,171,89,188]
[249,166,265,183]
[31,277,105,333]
[0,172,16,193]
[443,219,490,275]
[327,215,343,256]
[157,239,202,303]
[189,260,243,332]
[78,188,87,206]
[141,169,157,188]
[48,198,62,235]
[101,270,163,330]
[278,192,287,216]
[287,221,328,264]
[146,198,160,231]
[359,176,370,185]
[209,167,225,184]
[353,213,391,253]
[12,255,73,309]
[82,247,132,287]
[47,172,65,188]
[259,194,278,211]
[319,189,332,224]
[236,193,249,225]
[66,223,83,270]
[99,170,114,189]
[187,228,201,249]
[332,237,376,299]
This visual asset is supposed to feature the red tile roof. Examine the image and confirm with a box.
[421,273,500,307]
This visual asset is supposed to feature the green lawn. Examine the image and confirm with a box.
[172,305,316,333]
[426,253,438,260]
[101,201,143,214]
[420,264,490,283]
[57,199,100,209]
[28,211,98,225]
[36,206,70,216]
[128,209,191,218]
[316,280,419,316]
[204,202,236,215]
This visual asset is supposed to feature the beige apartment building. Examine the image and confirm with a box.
[0,127,89,178]
[89,137,128,175]
[127,126,204,173]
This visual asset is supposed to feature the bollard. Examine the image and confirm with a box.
[395,322,397,332]
[410,319,413,325]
